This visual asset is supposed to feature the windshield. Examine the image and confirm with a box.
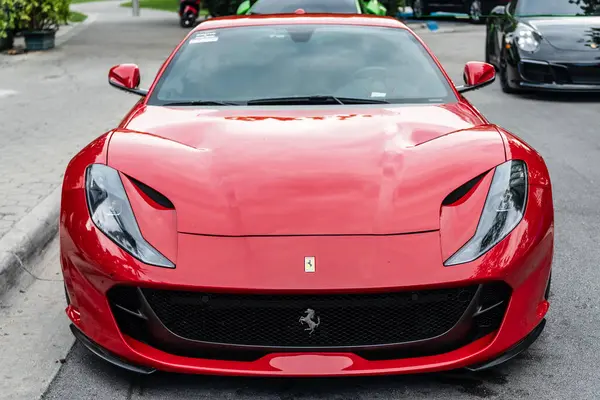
[148,25,456,106]
[250,0,359,14]
[515,0,600,16]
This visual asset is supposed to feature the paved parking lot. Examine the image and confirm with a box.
[2,7,600,400]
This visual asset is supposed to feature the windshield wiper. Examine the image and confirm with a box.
[162,100,240,106]
[246,95,389,105]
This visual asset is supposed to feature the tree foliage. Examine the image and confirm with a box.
[0,0,18,38]
[568,0,600,15]
[204,0,247,16]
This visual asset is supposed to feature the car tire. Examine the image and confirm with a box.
[484,32,497,69]
[64,284,71,305]
[180,12,196,28]
[485,34,491,64]
[499,63,517,94]
[411,0,429,20]
[467,0,484,24]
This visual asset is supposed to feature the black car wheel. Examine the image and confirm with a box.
[499,63,517,93]
[467,0,483,24]
[412,0,429,19]
[180,12,196,28]
[64,283,71,305]
[545,273,552,300]
[484,31,498,69]
[485,34,491,64]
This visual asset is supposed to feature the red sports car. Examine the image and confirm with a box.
[60,14,554,376]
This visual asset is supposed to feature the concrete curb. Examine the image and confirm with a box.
[0,186,61,295]
[56,13,98,47]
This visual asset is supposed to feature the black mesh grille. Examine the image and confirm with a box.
[141,286,478,348]
[520,62,554,83]
[567,64,600,85]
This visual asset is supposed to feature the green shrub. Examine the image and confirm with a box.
[0,0,19,38]
[14,0,71,32]
[204,0,250,16]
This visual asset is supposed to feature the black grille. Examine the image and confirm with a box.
[520,62,555,83]
[472,282,511,340]
[141,286,478,348]
[520,61,600,85]
[567,64,600,85]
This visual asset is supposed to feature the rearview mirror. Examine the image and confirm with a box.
[108,64,148,96]
[456,61,496,94]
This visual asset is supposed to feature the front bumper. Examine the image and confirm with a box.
[61,246,552,375]
[508,58,600,92]
[60,177,554,376]
[69,317,547,376]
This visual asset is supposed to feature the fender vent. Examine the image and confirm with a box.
[442,172,488,206]
[128,176,174,209]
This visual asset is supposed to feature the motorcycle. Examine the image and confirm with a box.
[179,0,202,28]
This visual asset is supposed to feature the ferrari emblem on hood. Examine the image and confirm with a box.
[304,256,315,273]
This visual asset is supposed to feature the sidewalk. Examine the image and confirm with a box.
[0,0,187,293]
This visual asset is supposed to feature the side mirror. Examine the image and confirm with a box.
[490,4,506,15]
[456,61,496,94]
[108,64,148,96]
[237,0,251,14]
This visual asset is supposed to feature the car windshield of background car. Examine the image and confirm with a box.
[516,0,600,16]
[148,24,457,106]
[250,0,358,14]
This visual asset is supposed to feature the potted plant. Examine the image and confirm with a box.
[0,0,18,50]
[15,0,70,51]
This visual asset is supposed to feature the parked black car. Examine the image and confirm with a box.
[409,0,510,23]
[485,0,600,93]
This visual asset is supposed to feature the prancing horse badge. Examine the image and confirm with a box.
[304,256,315,273]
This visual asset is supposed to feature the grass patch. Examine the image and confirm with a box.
[69,10,88,22]
[120,0,208,14]
[70,0,101,3]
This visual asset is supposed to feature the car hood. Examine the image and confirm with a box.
[523,16,600,51]
[108,104,505,236]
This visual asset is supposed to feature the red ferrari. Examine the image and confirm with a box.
[60,14,554,376]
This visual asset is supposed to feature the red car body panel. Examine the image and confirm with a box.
[60,15,554,376]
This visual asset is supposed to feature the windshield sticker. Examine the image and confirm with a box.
[371,92,387,98]
[190,31,218,44]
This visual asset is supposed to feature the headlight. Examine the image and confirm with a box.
[515,23,541,53]
[445,160,527,266]
[85,164,175,268]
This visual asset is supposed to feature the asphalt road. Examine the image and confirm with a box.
[38,22,600,400]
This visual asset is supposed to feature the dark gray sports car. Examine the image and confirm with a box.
[485,0,600,93]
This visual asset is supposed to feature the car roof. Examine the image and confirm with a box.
[249,0,361,15]
[192,14,409,31]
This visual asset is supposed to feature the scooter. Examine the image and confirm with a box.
[179,0,202,28]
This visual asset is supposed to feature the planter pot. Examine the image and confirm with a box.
[23,30,56,51]
[0,30,15,51]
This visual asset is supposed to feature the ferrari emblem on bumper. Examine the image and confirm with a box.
[304,256,315,272]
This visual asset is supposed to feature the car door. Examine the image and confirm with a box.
[486,1,516,67]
